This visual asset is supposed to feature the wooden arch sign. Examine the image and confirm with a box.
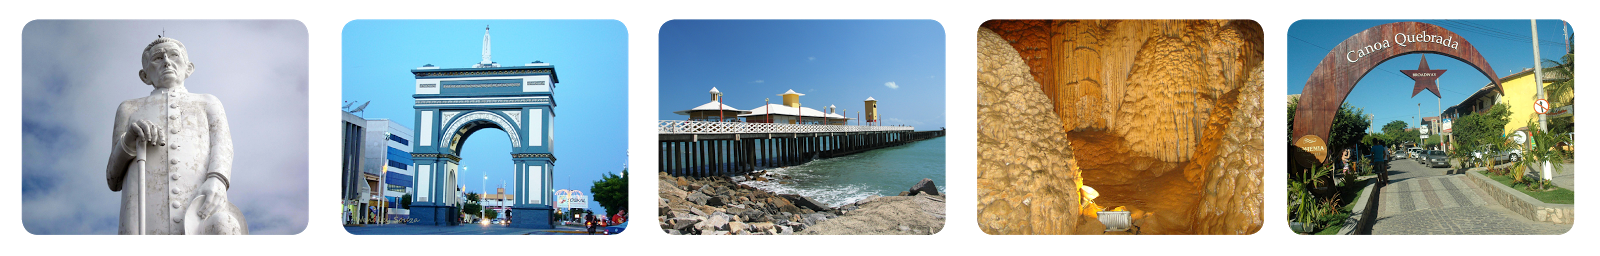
[1292,22,1503,155]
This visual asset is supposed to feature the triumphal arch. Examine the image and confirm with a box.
[408,27,558,228]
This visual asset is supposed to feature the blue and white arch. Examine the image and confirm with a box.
[408,62,559,229]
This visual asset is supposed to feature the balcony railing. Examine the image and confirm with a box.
[658,120,912,134]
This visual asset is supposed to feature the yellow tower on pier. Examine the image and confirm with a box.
[778,89,806,124]
[865,97,878,124]
[780,89,804,107]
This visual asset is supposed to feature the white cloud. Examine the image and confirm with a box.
[884,81,899,89]
[751,80,764,84]
[808,56,815,61]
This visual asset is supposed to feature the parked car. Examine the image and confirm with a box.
[604,221,627,235]
[1406,147,1423,159]
[1492,148,1522,164]
[1420,150,1450,168]
[1392,150,1407,159]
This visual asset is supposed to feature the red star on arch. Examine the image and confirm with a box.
[1401,55,1447,98]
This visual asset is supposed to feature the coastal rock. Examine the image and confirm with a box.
[658,199,670,216]
[707,213,730,229]
[780,194,829,211]
[801,195,947,235]
[706,196,726,207]
[727,221,745,232]
[687,191,711,205]
[669,217,700,230]
[748,222,775,232]
[909,178,941,196]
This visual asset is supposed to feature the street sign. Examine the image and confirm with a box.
[1534,99,1551,114]
[1293,135,1327,168]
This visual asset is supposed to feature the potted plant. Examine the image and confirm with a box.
[1290,163,1333,234]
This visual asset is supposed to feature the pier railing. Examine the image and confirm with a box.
[658,120,913,134]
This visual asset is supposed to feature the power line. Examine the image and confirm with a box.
[1433,20,1566,47]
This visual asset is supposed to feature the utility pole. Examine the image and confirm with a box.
[1531,20,1548,132]
[1531,20,1552,182]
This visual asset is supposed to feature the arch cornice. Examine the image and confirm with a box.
[1292,22,1503,145]
[441,110,523,150]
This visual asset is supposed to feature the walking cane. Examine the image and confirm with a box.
[135,140,146,235]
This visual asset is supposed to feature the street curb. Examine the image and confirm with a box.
[1338,179,1378,235]
[1467,171,1574,225]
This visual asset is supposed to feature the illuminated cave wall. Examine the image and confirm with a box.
[976,27,1082,235]
[978,20,1264,234]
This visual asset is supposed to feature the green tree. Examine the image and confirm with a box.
[1382,120,1409,135]
[1452,104,1511,157]
[1288,97,1298,139]
[1328,103,1370,155]
[590,169,629,217]
[1542,52,1575,107]
[400,193,412,209]
[1509,119,1573,190]
[1542,52,1575,135]
[462,192,483,219]
[484,209,499,220]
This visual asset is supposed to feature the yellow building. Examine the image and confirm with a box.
[864,97,878,124]
[1445,65,1571,137]
[1495,66,1570,135]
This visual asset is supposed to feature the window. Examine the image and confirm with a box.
[389,134,409,146]
[387,160,408,170]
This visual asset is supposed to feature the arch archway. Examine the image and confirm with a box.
[1293,22,1503,163]
[407,64,559,229]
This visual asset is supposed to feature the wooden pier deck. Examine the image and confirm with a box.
[658,120,944,177]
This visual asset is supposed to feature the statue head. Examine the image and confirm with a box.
[138,37,195,89]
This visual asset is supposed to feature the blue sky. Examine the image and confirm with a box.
[342,20,627,214]
[22,20,308,234]
[1287,20,1572,130]
[658,20,946,130]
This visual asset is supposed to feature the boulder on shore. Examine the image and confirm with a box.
[780,194,829,211]
[909,178,941,196]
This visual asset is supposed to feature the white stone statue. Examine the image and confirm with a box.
[105,37,247,235]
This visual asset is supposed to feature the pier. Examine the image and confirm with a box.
[658,120,944,177]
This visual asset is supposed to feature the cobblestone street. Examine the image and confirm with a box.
[1371,159,1571,235]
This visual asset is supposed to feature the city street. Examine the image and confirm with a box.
[1370,159,1571,235]
[345,223,596,235]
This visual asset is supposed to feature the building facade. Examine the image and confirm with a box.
[363,119,415,223]
[340,111,366,225]
[1443,65,1572,143]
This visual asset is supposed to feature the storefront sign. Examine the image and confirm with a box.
[1294,135,1328,168]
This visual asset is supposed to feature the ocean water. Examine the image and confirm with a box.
[741,136,946,207]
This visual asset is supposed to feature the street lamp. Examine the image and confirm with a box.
[457,166,464,224]
[482,173,487,225]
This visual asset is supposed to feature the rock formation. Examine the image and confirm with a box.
[976,25,1084,235]
[977,20,1264,234]
[659,171,945,235]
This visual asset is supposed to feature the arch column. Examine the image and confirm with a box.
[510,153,554,229]
[408,153,460,226]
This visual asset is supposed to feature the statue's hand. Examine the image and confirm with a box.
[124,119,167,148]
[196,177,227,220]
